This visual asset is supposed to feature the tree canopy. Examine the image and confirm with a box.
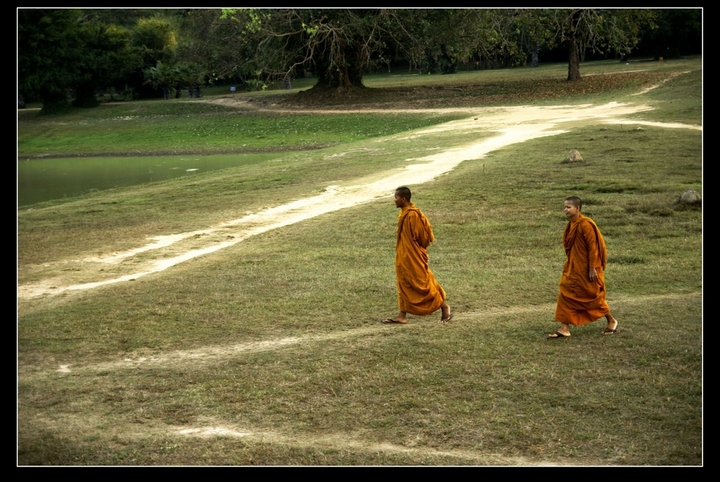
[542,9,658,80]
[19,9,89,111]
[18,8,698,110]
[19,9,145,111]
[215,9,412,92]
[178,8,663,87]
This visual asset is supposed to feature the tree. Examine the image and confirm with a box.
[635,9,701,59]
[131,16,180,98]
[175,9,256,85]
[541,9,657,81]
[143,61,176,100]
[218,9,413,92]
[401,10,526,73]
[132,16,177,66]
[72,21,140,107]
[18,9,141,111]
[143,61,205,99]
[18,9,85,112]
[207,9,568,91]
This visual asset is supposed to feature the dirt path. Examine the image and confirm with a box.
[25,410,578,465]
[18,99,700,300]
[19,292,693,379]
[21,290,700,466]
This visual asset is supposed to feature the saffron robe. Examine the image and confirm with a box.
[554,214,610,326]
[395,203,446,315]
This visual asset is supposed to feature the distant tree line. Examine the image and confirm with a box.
[18,8,701,112]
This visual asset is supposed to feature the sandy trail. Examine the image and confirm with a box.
[25,410,576,465]
[18,292,693,379]
[17,101,700,299]
[170,418,566,465]
[21,290,699,466]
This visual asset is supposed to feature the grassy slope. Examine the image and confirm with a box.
[18,57,702,465]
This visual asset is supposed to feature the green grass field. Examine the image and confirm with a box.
[17,57,702,465]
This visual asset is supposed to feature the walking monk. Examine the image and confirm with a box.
[383,187,453,324]
[548,196,619,338]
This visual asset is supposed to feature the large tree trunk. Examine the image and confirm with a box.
[315,65,365,90]
[312,48,365,92]
[567,38,581,81]
[72,84,100,108]
[39,88,71,114]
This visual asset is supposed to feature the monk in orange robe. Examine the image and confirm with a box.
[548,196,619,338]
[383,186,452,324]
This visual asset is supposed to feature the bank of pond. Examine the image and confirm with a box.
[18,152,284,207]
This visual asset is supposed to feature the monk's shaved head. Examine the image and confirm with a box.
[566,196,582,211]
[396,186,412,201]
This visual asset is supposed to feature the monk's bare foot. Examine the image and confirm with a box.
[440,304,453,323]
[382,317,407,324]
[548,323,571,338]
[602,317,619,335]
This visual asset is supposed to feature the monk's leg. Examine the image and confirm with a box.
[440,302,453,322]
[604,312,618,333]
[548,322,571,338]
[389,311,408,324]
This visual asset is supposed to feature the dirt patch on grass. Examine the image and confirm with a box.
[20,291,699,466]
[18,99,701,301]
[171,420,572,465]
[22,292,694,378]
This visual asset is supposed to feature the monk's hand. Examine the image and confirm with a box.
[588,267,598,281]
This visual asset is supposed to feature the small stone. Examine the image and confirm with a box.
[678,189,701,205]
[561,149,584,164]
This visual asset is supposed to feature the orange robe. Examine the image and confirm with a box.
[555,214,610,325]
[395,203,446,315]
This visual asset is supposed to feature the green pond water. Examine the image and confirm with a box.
[17,152,284,207]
